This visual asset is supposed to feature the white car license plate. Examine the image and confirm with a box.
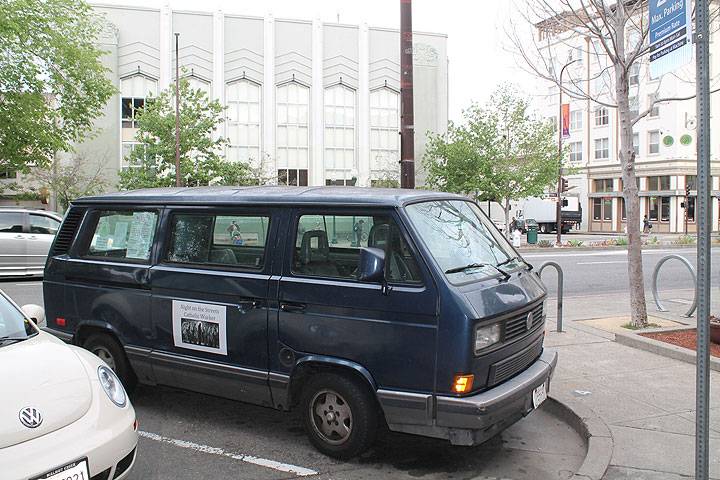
[34,460,89,480]
[532,382,547,408]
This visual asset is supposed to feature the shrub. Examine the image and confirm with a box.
[537,240,553,248]
[613,237,629,246]
[675,234,697,245]
[568,239,584,247]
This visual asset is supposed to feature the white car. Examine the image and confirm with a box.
[0,291,138,480]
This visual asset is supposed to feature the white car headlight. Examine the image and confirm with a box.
[98,365,127,407]
[474,323,501,354]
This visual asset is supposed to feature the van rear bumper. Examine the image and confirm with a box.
[378,349,558,446]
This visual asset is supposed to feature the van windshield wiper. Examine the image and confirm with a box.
[0,335,30,346]
[497,256,533,271]
[444,263,510,281]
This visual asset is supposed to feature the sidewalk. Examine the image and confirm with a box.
[545,304,720,479]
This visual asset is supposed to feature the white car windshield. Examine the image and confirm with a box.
[405,200,522,283]
[0,295,36,345]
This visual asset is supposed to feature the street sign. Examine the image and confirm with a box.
[649,0,693,78]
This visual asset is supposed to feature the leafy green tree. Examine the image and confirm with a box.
[0,0,115,173]
[118,77,253,189]
[424,84,562,235]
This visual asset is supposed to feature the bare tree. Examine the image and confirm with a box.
[508,0,720,327]
[30,153,108,212]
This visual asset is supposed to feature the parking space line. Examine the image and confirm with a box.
[138,430,318,477]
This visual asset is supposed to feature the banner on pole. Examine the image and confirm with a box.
[649,0,693,78]
[561,103,570,138]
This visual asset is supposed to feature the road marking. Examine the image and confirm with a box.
[138,430,318,477]
[524,248,698,259]
[576,260,628,265]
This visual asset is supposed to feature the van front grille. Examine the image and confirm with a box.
[487,338,543,387]
[504,303,544,342]
[50,207,86,256]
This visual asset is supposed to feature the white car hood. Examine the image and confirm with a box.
[0,333,92,449]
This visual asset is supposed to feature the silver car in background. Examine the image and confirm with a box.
[0,208,62,277]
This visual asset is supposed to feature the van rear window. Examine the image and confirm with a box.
[86,210,158,262]
[166,214,269,269]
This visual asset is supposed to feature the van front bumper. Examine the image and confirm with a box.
[378,349,558,446]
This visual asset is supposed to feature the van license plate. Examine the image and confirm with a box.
[532,382,547,408]
[33,459,89,480]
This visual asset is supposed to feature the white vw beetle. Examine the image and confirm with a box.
[0,291,138,480]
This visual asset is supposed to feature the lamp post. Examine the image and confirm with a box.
[556,59,580,245]
[174,33,181,187]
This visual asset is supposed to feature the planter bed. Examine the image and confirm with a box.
[640,328,720,358]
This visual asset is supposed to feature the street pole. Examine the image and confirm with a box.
[556,59,578,245]
[174,33,181,188]
[399,0,415,189]
[695,0,711,478]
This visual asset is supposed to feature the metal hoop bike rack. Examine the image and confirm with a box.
[651,254,697,318]
[537,262,564,332]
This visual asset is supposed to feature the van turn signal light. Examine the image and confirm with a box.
[452,374,474,394]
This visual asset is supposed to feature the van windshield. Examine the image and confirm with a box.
[405,200,520,283]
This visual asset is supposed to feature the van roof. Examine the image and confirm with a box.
[73,186,467,207]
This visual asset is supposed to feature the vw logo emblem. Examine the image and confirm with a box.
[19,407,42,429]
[526,312,534,330]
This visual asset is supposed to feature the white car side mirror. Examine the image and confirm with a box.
[21,304,46,328]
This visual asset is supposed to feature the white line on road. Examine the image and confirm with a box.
[138,430,318,477]
[576,260,628,265]
[523,248,698,259]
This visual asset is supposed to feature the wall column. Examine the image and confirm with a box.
[159,4,172,91]
[358,23,370,187]
[263,15,275,182]
[213,10,224,141]
[311,18,324,186]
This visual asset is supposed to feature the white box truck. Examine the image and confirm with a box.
[519,197,582,233]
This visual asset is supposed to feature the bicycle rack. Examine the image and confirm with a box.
[652,254,697,318]
[537,262,564,332]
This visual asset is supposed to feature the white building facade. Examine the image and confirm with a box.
[86,4,448,189]
[536,16,720,233]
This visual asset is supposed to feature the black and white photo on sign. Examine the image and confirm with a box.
[172,300,227,355]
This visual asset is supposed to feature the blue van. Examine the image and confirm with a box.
[43,187,556,458]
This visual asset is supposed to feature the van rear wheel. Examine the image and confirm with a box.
[83,333,136,391]
[300,372,378,459]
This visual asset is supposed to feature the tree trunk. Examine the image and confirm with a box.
[504,198,511,239]
[614,16,648,328]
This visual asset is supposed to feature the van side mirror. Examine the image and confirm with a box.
[22,304,46,328]
[358,247,390,295]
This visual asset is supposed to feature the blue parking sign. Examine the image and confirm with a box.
[649,0,693,78]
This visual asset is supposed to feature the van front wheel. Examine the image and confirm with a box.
[83,333,136,391]
[300,373,378,459]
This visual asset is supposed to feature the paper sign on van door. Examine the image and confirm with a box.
[172,300,227,355]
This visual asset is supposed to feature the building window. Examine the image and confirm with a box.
[620,197,627,221]
[594,107,609,126]
[569,141,583,163]
[647,93,659,117]
[648,130,660,154]
[570,109,583,131]
[633,133,640,155]
[603,198,613,221]
[686,197,696,222]
[186,76,212,98]
[370,88,400,182]
[226,80,261,164]
[569,46,583,67]
[592,198,613,222]
[647,197,670,222]
[594,138,610,160]
[593,178,614,192]
[324,84,356,185]
[686,175,697,191]
[548,116,558,133]
[0,167,17,179]
[121,75,157,129]
[276,82,310,186]
[629,63,640,86]
[121,142,146,170]
[629,95,639,117]
[646,175,670,191]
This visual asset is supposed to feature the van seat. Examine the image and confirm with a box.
[210,248,238,265]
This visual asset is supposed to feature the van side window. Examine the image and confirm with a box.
[86,210,158,262]
[166,214,269,269]
[293,214,421,283]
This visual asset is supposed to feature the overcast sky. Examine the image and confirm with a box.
[94,0,539,123]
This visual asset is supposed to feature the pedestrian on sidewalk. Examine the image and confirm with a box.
[643,215,652,234]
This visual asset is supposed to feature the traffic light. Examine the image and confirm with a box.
[561,178,569,193]
[562,198,569,207]
[685,184,691,197]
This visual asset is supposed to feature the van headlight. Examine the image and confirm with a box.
[474,323,501,354]
[98,365,127,407]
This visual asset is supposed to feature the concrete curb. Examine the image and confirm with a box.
[517,243,714,253]
[545,396,613,480]
[614,330,720,372]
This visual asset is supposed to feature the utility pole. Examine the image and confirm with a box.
[174,32,181,187]
[695,0,711,478]
[400,0,415,189]
[556,59,578,244]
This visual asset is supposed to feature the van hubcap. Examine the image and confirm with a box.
[310,390,352,445]
[93,347,116,370]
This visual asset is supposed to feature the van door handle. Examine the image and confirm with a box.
[280,302,306,313]
[238,299,261,311]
